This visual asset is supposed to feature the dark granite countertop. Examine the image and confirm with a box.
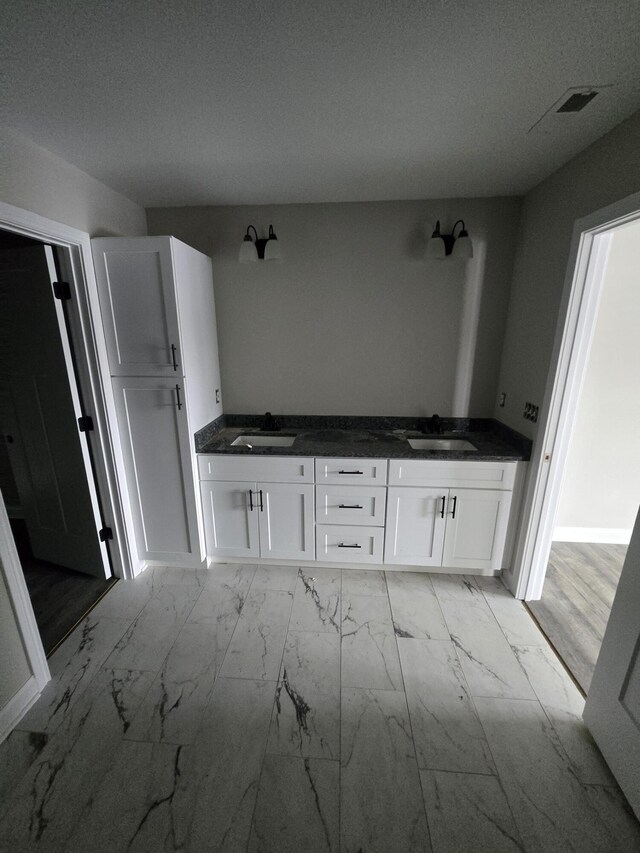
[195,415,531,462]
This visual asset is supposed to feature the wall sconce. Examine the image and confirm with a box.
[425,220,473,260]
[239,225,282,262]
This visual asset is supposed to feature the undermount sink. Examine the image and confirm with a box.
[231,435,296,448]
[408,438,478,452]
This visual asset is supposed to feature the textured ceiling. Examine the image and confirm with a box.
[1,0,639,206]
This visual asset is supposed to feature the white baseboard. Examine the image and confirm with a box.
[553,526,632,545]
[0,676,41,744]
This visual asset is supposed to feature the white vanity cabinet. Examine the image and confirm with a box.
[199,452,521,573]
[314,460,387,563]
[384,460,516,571]
[92,236,222,569]
[199,456,315,561]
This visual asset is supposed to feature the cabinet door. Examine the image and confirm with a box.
[258,483,315,560]
[93,237,182,377]
[200,480,260,559]
[111,376,199,563]
[442,489,512,571]
[384,487,447,566]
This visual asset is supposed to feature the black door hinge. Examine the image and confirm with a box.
[78,415,94,432]
[99,527,113,542]
[52,281,71,300]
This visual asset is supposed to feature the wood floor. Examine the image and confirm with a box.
[10,519,116,656]
[527,541,626,694]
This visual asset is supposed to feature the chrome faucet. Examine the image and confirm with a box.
[261,411,279,431]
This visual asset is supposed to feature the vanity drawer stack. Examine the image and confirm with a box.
[314,458,388,563]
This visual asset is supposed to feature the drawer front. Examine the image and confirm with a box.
[198,455,314,483]
[388,459,517,490]
[315,485,386,527]
[315,525,384,564]
[315,458,388,486]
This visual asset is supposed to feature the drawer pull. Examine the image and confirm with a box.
[338,504,363,510]
[175,384,182,410]
[338,470,363,475]
[171,343,178,371]
[338,543,362,549]
[440,495,446,518]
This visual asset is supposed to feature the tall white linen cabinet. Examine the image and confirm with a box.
[92,237,222,570]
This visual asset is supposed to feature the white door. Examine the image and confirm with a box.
[111,376,199,564]
[384,487,447,566]
[583,508,640,818]
[92,237,183,377]
[442,489,512,571]
[258,482,315,560]
[200,480,260,559]
[0,244,109,578]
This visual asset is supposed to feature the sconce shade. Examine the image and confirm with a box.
[239,229,259,262]
[263,225,282,261]
[425,221,447,259]
[452,230,473,259]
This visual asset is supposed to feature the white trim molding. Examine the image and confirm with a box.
[0,493,49,742]
[0,200,137,580]
[0,676,42,744]
[509,188,640,602]
[553,527,632,545]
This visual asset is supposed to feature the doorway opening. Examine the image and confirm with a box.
[511,195,640,695]
[0,229,115,654]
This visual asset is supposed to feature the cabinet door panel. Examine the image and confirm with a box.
[199,455,314,483]
[112,377,198,563]
[93,238,182,376]
[388,460,517,490]
[258,483,314,560]
[442,489,512,571]
[384,487,447,566]
[201,480,259,558]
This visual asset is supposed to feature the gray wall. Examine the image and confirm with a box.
[555,220,640,535]
[494,109,640,438]
[147,198,521,416]
[0,127,146,237]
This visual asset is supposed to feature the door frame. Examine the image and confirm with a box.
[511,189,640,600]
[0,200,136,582]
[0,491,50,742]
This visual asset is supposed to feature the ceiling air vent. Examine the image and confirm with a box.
[528,85,610,132]
[556,90,599,113]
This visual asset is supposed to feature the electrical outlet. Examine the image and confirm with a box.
[215,388,220,404]
[498,392,506,407]
[523,402,539,422]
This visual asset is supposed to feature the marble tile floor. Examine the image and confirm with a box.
[1,565,638,853]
